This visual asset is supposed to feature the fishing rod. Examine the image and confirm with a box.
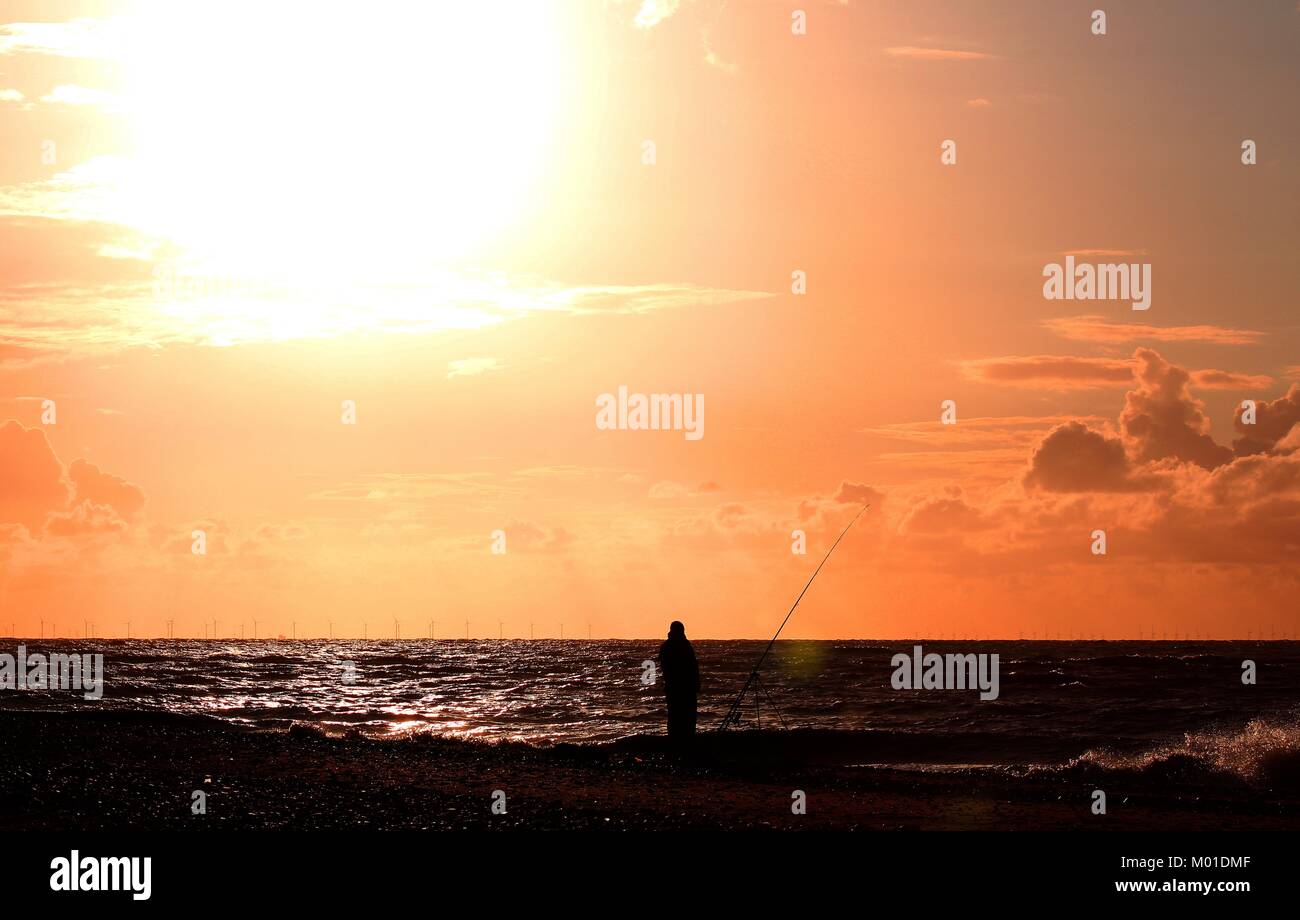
[718,504,869,732]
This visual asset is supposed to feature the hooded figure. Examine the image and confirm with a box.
[658,620,700,741]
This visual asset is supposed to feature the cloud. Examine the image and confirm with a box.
[901,496,990,533]
[539,282,774,316]
[738,350,1296,574]
[714,503,748,527]
[0,19,124,59]
[703,46,737,73]
[648,480,688,500]
[0,244,774,355]
[68,458,145,519]
[446,357,501,379]
[309,472,510,504]
[501,519,573,553]
[966,98,992,108]
[1042,315,1265,346]
[0,420,70,530]
[0,155,138,223]
[960,355,1134,390]
[253,522,308,542]
[1120,348,1232,469]
[1233,384,1300,456]
[160,520,231,555]
[44,500,128,537]
[1275,425,1300,455]
[633,0,682,29]
[961,352,1269,398]
[1189,369,1274,391]
[1014,350,1251,492]
[884,46,994,61]
[861,415,1113,450]
[0,88,23,104]
[1060,248,1148,258]
[0,421,144,541]
[834,480,884,507]
[1024,421,1143,493]
[40,84,121,108]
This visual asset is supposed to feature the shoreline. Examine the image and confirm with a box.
[2,710,1297,830]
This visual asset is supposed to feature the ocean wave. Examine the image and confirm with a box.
[1063,715,1300,788]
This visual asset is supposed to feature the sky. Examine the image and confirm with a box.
[1,0,1297,639]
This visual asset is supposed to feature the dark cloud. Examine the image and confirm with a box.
[1120,348,1233,469]
[1233,384,1300,456]
[1024,421,1142,493]
[835,480,884,507]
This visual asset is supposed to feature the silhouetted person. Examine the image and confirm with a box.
[659,620,699,742]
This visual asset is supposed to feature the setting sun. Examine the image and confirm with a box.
[99,1,569,283]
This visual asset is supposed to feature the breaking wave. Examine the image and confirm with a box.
[1065,715,1300,787]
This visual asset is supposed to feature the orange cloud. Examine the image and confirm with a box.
[1233,384,1300,456]
[960,355,1133,390]
[884,46,994,61]
[44,500,129,536]
[1024,421,1142,493]
[69,458,145,519]
[0,420,69,530]
[502,519,574,553]
[1189,369,1274,391]
[1042,315,1265,346]
[901,496,990,533]
[1120,349,1232,469]
[0,419,145,542]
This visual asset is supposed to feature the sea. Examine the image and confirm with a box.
[3,638,1298,780]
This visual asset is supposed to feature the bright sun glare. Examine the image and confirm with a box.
[116,0,563,283]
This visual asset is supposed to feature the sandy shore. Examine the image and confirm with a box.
[1,711,1296,830]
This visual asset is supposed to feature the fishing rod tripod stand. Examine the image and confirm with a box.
[744,671,789,730]
[718,669,789,731]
